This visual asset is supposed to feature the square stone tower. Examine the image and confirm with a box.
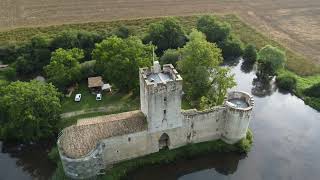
[139,61,183,132]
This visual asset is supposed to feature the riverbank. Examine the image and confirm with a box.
[51,130,253,179]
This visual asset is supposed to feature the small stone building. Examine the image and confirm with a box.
[88,76,104,93]
[57,61,254,179]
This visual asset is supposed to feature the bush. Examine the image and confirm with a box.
[218,35,244,60]
[160,49,180,66]
[197,15,231,43]
[243,44,257,63]
[144,18,186,55]
[304,83,320,98]
[48,146,60,164]
[276,73,297,91]
[2,67,17,81]
[115,26,133,38]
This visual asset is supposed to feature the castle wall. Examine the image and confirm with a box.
[182,107,226,144]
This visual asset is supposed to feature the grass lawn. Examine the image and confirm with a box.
[61,82,139,113]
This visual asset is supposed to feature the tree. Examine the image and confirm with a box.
[243,44,257,63]
[0,81,61,141]
[0,43,19,64]
[178,30,235,107]
[2,67,17,81]
[160,49,180,66]
[16,35,52,76]
[144,18,186,54]
[257,45,286,79]
[93,36,152,91]
[197,15,231,43]
[197,15,244,60]
[276,73,297,91]
[218,35,244,60]
[44,48,83,90]
[51,30,103,61]
[115,26,133,39]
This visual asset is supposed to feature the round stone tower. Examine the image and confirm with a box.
[222,91,254,144]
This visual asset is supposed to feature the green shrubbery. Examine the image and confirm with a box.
[243,44,257,63]
[304,83,320,98]
[276,73,297,91]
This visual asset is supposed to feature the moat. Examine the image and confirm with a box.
[1,59,319,180]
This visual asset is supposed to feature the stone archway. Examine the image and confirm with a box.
[159,133,170,150]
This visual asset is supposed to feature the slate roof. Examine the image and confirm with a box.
[58,110,147,159]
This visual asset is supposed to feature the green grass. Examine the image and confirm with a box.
[51,129,253,180]
[278,69,320,111]
[61,82,139,113]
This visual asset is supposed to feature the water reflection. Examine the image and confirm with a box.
[129,59,320,180]
[0,141,55,180]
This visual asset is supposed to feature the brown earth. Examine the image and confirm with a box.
[1,0,319,64]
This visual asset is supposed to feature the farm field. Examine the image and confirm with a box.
[1,0,319,67]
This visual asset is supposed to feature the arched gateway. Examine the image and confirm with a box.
[159,133,170,150]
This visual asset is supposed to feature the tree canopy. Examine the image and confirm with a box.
[0,81,61,141]
[144,18,186,54]
[93,36,153,92]
[15,35,52,76]
[160,49,180,66]
[197,15,231,43]
[243,44,257,63]
[197,15,243,60]
[257,45,286,79]
[45,48,83,90]
[178,30,235,107]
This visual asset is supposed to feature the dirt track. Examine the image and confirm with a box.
[1,0,319,64]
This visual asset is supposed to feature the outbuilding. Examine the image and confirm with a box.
[88,76,104,93]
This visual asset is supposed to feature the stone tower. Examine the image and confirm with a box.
[222,91,254,143]
[139,61,183,132]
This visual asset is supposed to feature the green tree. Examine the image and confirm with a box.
[257,45,286,79]
[51,30,103,61]
[276,73,297,91]
[115,26,133,39]
[0,81,61,141]
[197,15,231,43]
[44,48,83,90]
[178,30,235,107]
[160,49,180,66]
[218,35,244,60]
[16,35,52,76]
[93,36,152,91]
[144,18,186,54]
[243,44,257,63]
[2,67,17,81]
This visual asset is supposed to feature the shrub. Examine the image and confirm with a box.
[2,67,17,81]
[276,73,297,91]
[243,44,257,63]
[115,26,133,38]
[304,83,320,98]
[144,18,186,55]
[218,35,244,60]
[160,49,180,66]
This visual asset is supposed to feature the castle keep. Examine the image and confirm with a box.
[57,61,254,179]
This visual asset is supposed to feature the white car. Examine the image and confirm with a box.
[96,93,102,101]
[74,94,81,102]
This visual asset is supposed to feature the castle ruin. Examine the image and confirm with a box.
[57,61,254,179]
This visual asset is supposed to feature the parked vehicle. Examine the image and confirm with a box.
[96,93,102,101]
[75,94,81,102]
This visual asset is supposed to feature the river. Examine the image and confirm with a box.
[0,59,319,180]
